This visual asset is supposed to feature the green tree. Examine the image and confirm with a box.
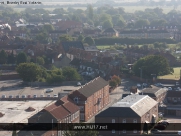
[59,34,73,42]
[87,4,94,20]
[134,19,150,28]
[0,50,8,64]
[99,13,112,23]
[7,50,15,64]
[43,24,54,32]
[16,63,45,82]
[16,52,27,65]
[133,55,173,78]
[109,80,117,87]
[62,66,81,81]
[35,32,49,44]
[84,36,95,45]
[77,34,84,42]
[112,75,121,85]
[102,19,113,29]
[36,56,45,65]
[117,19,126,28]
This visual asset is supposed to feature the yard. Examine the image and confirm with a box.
[96,45,111,50]
[158,67,181,80]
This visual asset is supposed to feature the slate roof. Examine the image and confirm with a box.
[96,94,158,117]
[78,77,109,98]
[61,41,84,52]
[141,88,167,98]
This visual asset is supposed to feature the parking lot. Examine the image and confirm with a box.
[0,80,81,98]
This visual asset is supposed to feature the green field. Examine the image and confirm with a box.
[96,45,111,49]
[158,67,181,80]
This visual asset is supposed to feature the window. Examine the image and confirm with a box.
[112,119,115,123]
[123,130,126,133]
[79,106,84,111]
[112,130,115,133]
[80,113,84,120]
[122,119,126,123]
[133,130,137,133]
[133,119,137,123]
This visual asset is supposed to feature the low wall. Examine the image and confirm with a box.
[130,75,179,84]
[24,81,87,87]
[0,74,20,80]
[0,97,59,101]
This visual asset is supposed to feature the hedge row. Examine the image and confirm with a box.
[94,38,176,45]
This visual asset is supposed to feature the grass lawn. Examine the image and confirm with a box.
[158,67,181,80]
[96,45,111,49]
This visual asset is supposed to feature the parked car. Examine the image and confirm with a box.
[27,95,31,98]
[2,95,6,98]
[168,87,172,91]
[155,83,163,87]
[9,95,13,98]
[16,95,20,98]
[137,84,141,88]
[142,83,147,87]
[158,121,169,126]
[176,87,181,91]
[33,95,37,98]
[154,124,166,130]
[77,82,81,86]
[47,94,51,97]
[40,95,44,97]
[22,95,26,98]
[151,129,162,133]
[53,94,58,98]
[45,88,53,93]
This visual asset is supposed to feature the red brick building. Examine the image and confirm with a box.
[68,77,110,122]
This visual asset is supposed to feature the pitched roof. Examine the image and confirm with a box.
[44,96,79,120]
[78,77,109,98]
[61,41,84,52]
[141,88,167,98]
[49,106,69,120]
[96,94,157,117]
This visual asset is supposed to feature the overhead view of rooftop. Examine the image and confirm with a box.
[1,0,181,136]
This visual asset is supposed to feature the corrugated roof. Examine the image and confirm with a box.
[49,106,69,120]
[78,77,109,98]
[96,94,157,118]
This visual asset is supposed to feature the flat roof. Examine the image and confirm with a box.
[0,101,55,123]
